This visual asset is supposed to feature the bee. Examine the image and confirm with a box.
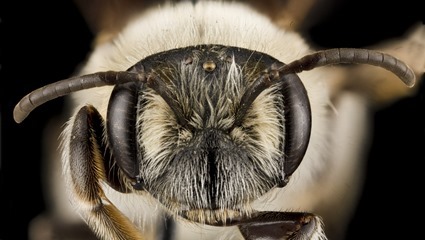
[9,0,424,240]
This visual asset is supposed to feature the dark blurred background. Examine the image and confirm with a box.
[0,1,424,239]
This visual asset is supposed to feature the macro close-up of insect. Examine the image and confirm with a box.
[1,0,424,240]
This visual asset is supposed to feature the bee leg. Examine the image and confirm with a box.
[68,105,145,239]
[237,212,326,240]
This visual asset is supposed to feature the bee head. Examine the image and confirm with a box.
[13,45,414,224]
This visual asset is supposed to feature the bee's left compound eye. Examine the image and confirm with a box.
[107,82,143,187]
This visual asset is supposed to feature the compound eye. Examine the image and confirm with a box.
[279,72,311,180]
[107,82,141,182]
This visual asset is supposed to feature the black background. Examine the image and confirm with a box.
[0,1,424,239]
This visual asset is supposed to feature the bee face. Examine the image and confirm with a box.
[133,45,287,222]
